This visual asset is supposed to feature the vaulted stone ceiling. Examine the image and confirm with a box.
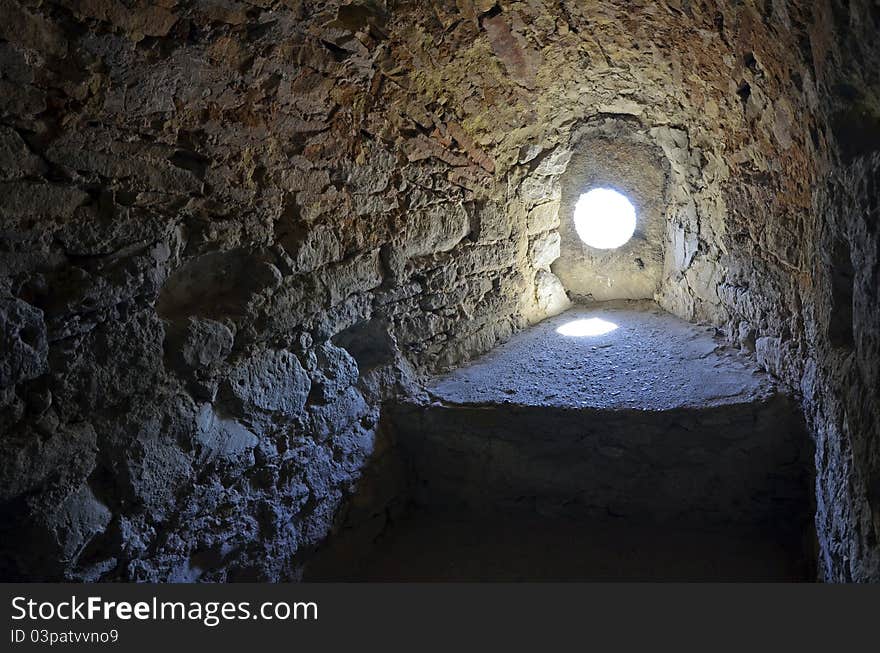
[0,1,877,582]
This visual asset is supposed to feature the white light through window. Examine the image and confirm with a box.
[573,188,636,249]
[556,318,618,337]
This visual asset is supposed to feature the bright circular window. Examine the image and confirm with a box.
[573,188,636,249]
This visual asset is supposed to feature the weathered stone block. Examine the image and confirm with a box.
[165,316,234,371]
[223,348,311,423]
[527,200,561,235]
[402,204,471,258]
[322,249,383,306]
[0,297,47,388]
[195,404,259,462]
[0,126,45,180]
[41,483,112,565]
[310,341,359,403]
[529,231,561,269]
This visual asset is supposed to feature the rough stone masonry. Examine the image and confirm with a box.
[0,0,878,582]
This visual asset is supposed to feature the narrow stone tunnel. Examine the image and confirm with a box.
[0,0,878,582]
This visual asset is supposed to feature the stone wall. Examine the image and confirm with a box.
[551,120,668,302]
[0,0,561,581]
[0,0,878,581]
[390,396,812,535]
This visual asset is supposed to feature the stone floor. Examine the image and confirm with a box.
[308,301,816,581]
[428,300,777,410]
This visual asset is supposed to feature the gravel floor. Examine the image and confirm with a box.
[429,300,778,410]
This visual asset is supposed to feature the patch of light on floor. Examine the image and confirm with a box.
[573,188,636,249]
[556,318,618,337]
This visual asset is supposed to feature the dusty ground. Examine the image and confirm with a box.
[429,301,777,410]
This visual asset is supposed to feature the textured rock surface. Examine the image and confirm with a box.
[0,0,878,581]
[552,125,668,301]
[313,308,815,580]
